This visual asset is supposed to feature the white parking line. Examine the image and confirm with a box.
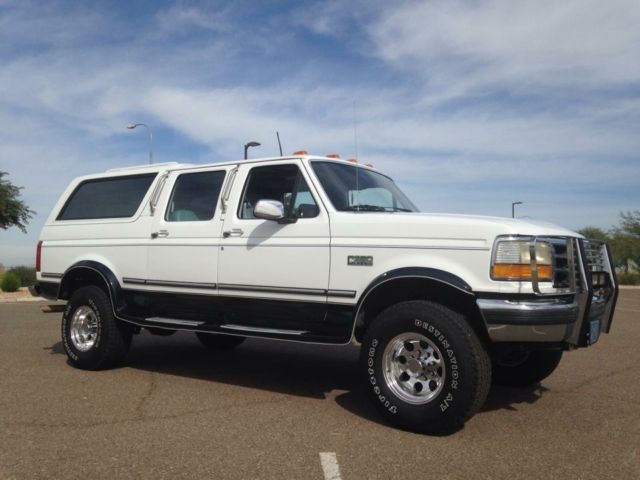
[319,452,342,480]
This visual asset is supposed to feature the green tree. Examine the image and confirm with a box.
[0,171,34,233]
[609,233,639,272]
[577,226,610,242]
[619,210,640,238]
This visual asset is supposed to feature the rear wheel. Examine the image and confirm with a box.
[62,285,132,370]
[361,300,491,435]
[196,332,245,350]
[492,349,563,387]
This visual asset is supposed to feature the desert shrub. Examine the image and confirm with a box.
[7,265,36,287]
[1,272,21,292]
[617,271,640,285]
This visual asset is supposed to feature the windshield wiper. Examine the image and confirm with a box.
[345,204,387,212]
[391,207,413,212]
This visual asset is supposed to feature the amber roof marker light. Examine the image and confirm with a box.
[244,141,261,159]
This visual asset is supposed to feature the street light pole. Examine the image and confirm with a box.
[244,141,261,159]
[512,201,523,218]
[127,123,153,164]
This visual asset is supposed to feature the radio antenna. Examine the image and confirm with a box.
[353,101,359,160]
[353,100,360,209]
[276,131,283,156]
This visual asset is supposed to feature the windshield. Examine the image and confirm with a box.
[311,161,419,213]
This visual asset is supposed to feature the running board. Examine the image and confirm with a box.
[146,317,204,327]
[219,324,308,336]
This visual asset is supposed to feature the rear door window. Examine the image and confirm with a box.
[57,173,157,220]
[165,170,226,222]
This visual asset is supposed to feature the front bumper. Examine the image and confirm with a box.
[477,238,618,346]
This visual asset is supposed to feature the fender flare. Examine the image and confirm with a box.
[58,261,123,312]
[352,267,475,335]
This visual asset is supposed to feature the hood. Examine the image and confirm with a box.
[331,211,581,246]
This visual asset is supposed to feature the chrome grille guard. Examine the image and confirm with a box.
[527,236,618,346]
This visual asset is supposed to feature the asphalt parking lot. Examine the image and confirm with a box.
[1,290,639,479]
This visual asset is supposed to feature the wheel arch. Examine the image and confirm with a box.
[58,261,123,312]
[353,267,489,345]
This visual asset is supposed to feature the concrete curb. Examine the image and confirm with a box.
[620,285,640,290]
[0,296,47,304]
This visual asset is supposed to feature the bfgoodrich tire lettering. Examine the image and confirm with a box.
[62,285,132,370]
[361,300,491,434]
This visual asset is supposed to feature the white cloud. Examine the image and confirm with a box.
[368,0,640,96]
[0,0,638,266]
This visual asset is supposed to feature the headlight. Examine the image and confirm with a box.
[491,238,553,281]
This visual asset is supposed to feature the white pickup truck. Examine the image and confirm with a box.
[35,154,618,433]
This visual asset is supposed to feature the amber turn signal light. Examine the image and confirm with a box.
[492,264,553,281]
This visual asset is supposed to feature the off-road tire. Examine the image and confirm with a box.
[62,285,132,370]
[361,300,491,435]
[492,349,563,387]
[196,332,246,350]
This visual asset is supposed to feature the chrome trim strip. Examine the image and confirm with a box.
[220,324,308,335]
[41,272,63,279]
[530,238,540,294]
[477,298,579,327]
[147,279,217,289]
[331,244,490,251]
[477,298,578,313]
[122,280,356,298]
[122,277,217,290]
[327,289,357,298]
[218,283,325,296]
[146,317,204,327]
[487,324,568,342]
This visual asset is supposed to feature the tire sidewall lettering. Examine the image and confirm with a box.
[368,338,398,414]
[369,317,462,417]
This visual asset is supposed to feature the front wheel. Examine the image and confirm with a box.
[492,349,563,387]
[62,285,132,370]
[361,301,491,435]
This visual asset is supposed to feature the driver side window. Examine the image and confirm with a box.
[238,164,319,219]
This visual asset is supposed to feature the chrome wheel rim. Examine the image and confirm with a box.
[70,305,99,352]
[382,332,446,405]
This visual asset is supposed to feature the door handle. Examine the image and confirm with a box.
[222,228,244,238]
[151,229,169,239]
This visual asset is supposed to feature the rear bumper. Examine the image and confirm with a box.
[477,238,618,346]
[34,282,59,301]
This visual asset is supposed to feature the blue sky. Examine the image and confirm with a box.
[1,0,639,266]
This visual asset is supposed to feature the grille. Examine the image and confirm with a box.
[548,238,572,289]
[583,240,607,272]
[583,239,610,289]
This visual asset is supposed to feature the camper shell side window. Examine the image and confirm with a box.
[56,173,158,221]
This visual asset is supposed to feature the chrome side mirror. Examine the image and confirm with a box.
[253,200,285,221]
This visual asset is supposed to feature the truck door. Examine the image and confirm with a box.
[216,160,332,337]
[143,165,234,296]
